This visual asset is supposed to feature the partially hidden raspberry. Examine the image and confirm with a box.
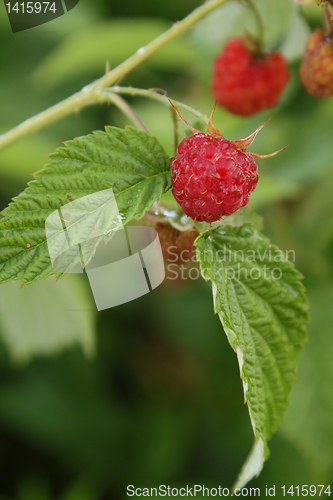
[136,213,199,264]
[169,104,286,223]
[300,29,333,96]
[150,222,199,265]
[211,37,290,116]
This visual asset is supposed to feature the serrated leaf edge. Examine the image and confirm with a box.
[0,126,172,284]
[196,224,309,490]
[212,281,265,491]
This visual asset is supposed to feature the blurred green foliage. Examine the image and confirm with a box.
[0,0,333,498]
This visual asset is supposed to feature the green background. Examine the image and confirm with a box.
[0,0,332,498]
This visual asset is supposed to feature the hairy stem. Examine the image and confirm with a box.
[104,92,150,133]
[0,0,228,152]
[171,105,179,156]
[101,86,209,125]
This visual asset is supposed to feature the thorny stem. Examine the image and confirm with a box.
[0,0,228,152]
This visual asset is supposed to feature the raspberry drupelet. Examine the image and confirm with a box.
[169,104,287,223]
[211,37,290,116]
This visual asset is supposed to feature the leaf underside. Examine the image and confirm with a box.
[0,274,95,362]
[0,126,171,285]
[195,224,309,488]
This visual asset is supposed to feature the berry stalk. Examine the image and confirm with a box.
[240,0,265,52]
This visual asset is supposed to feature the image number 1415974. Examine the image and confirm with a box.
[5,2,57,13]
[3,0,80,32]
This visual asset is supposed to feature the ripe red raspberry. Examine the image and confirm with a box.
[300,29,333,96]
[211,37,290,116]
[171,135,258,222]
[169,104,286,223]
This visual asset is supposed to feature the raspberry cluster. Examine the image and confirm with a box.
[211,37,290,116]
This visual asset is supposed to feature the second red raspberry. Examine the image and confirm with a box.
[211,37,290,116]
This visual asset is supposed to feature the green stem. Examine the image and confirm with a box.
[104,92,150,133]
[241,0,265,51]
[101,86,209,125]
[0,0,229,152]
[170,104,179,156]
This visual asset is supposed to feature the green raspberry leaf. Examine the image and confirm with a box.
[0,126,171,285]
[195,223,309,490]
